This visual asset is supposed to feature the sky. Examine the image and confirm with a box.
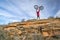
[0,0,60,24]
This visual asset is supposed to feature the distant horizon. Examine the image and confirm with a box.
[0,17,60,25]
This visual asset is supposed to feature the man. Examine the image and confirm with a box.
[36,8,40,19]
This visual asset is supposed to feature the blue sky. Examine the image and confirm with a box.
[0,0,60,24]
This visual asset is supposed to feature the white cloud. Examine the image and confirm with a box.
[54,10,60,17]
[7,0,38,18]
[0,0,56,24]
[0,10,16,18]
[9,19,19,22]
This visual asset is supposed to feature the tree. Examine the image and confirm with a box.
[55,16,60,19]
[21,19,25,22]
[48,16,54,19]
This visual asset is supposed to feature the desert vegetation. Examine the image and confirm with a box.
[0,18,60,40]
